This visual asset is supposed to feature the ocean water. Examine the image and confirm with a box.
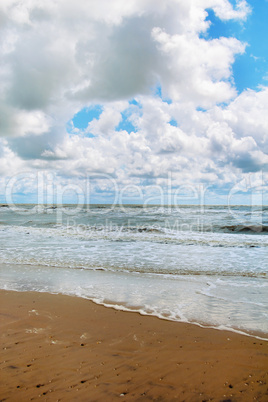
[0,204,267,338]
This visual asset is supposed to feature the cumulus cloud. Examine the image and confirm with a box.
[0,0,248,130]
[0,0,267,202]
[211,88,268,151]
[209,0,251,20]
[151,28,245,106]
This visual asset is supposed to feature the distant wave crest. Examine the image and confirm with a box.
[221,225,268,234]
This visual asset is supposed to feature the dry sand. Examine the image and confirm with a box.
[0,290,267,401]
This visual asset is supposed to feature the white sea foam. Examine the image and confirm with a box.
[0,204,267,337]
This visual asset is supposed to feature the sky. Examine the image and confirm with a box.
[0,0,267,205]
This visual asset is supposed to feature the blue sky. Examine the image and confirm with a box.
[205,0,268,92]
[72,105,103,130]
[0,0,267,205]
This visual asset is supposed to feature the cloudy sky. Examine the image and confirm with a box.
[0,0,267,205]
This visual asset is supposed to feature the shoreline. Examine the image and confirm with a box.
[93,298,268,342]
[1,262,267,339]
[1,289,267,401]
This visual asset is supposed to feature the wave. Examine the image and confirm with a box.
[103,267,267,278]
[0,260,266,279]
[120,226,164,234]
[1,223,268,248]
[221,225,268,234]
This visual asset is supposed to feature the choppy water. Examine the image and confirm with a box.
[0,204,267,338]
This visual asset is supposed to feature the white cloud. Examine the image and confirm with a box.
[152,28,245,106]
[209,0,251,21]
[211,88,268,151]
[87,102,128,137]
[0,139,26,176]
[0,0,266,202]
[0,0,248,126]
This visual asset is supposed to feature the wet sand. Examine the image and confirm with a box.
[0,290,267,401]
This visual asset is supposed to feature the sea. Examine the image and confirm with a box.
[0,204,267,339]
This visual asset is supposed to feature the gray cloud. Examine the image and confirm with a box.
[231,154,265,173]
[7,127,64,160]
[73,16,160,102]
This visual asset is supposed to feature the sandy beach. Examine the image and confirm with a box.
[0,290,267,401]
